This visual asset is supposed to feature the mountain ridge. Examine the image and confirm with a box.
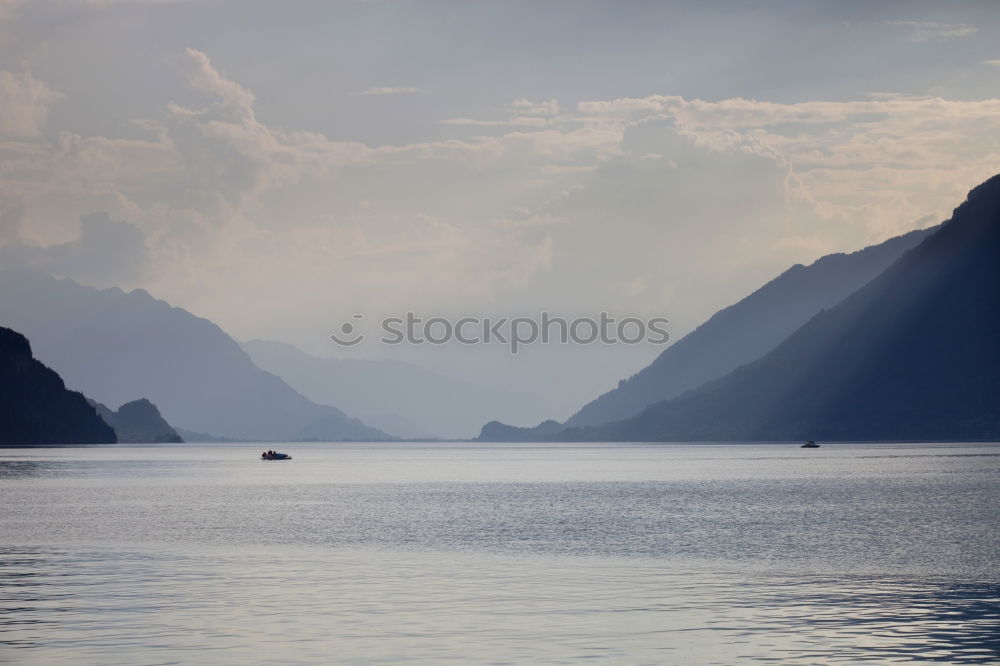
[557,174,1000,442]
[90,398,184,443]
[0,270,389,442]
[565,225,939,428]
[477,225,938,441]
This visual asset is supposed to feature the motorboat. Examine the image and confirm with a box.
[801,440,820,448]
[261,451,292,460]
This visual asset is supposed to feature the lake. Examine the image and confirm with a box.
[1,442,998,664]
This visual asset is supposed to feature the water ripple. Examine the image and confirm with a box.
[0,546,997,664]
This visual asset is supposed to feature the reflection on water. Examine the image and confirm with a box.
[1,442,997,664]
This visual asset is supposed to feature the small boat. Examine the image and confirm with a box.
[801,440,820,448]
[261,451,292,460]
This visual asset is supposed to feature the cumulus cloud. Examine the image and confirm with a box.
[3,48,999,348]
[158,49,375,213]
[178,48,256,117]
[0,69,62,137]
[352,86,420,96]
[623,93,1000,241]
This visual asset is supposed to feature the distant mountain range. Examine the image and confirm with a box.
[7,172,996,445]
[479,226,937,442]
[0,271,388,442]
[243,339,547,439]
[90,398,183,443]
[563,225,938,429]
[480,176,1000,441]
[484,174,1000,442]
[0,326,116,445]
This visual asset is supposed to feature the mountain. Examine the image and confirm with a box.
[478,419,563,442]
[90,398,184,443]
[564,225,938,428]
[0,271,388,442]
[0,326,116,445]
[562,174,1000,442]
[242,339,546,439]
[478,225,938,442]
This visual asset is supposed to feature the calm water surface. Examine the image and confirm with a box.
[1,442,998,664]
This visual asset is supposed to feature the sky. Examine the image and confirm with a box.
[2,0,1000,422]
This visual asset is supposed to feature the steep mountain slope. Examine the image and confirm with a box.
[567,175,1000,442]
[0,326,116,445]
[565,226,937,427]
[0,271,388,441]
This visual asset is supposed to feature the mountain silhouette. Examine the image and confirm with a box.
[0,271,388,441]
[478,419,564,442]
[478,225,937,441]
[90,398,184,443]
[562,174,1000,442]
[566,225,937,428]
[0,326,116,445]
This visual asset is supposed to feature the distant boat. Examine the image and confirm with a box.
[801,440,820,448]
[261,451,292,460]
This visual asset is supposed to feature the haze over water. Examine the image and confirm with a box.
[1,442,998,664]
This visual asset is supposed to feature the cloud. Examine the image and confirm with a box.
[982,60,1000,67]
[178,48,256,118]
[3,49,1000,348]
[0,69,63,137]
[887,21,979,42]
[158,49,375,212]
[0,212,149,285]
[510,98,560,116]
[578,97,665,116]
[351,86,420,96]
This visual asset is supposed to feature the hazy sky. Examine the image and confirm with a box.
[2,0,999,421]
